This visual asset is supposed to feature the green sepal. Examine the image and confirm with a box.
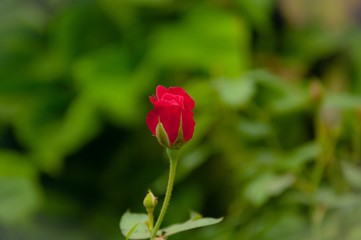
[156,115,185,149]
[170,117,184,149]
[156,122,170,148]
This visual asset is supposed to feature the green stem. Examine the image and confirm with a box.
[148,212,154,232]
[150,148,179,239]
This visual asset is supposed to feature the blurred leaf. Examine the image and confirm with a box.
[238,119,271,139]
[0,177,40,223]
[213,77,256,108]
[185,80,220,144]
[14,95,100,174]
[39,97,99,172]
[120,212,149,239]
[278,142,321,172]
[148,4,250,77]
[283,28,342,63]
[0,151,41,223]
[269,89,309,114]
[348,226,361,240]
[124,0,172,6]
[0,151,37,178]
[249,70,309,113]
[261,210,308,240]
[177,146,211,181]
[161,216,223,237]
[236,0,275,33]
[324,93,361,110]
[320,192,361,240]
[73,46,147,126]
[244,173,295,206]
[186,80,219,110]
[342,161,361,190]
[350,33,361,93]
[315,188,360,209]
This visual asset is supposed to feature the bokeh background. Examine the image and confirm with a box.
[1,0,361,239]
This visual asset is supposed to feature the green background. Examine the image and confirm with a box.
[1,0,361,239]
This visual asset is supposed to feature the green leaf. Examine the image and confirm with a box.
[342,161,361,190]
[148,5,250,77]
[213,77,256,108]
[244,173,295,206]
[72,46,149,126]
[120,211,150,239]
[0,177,41,222]
[0,151,41,223]
[324,93,361,110]
[278,142,321,172]
[236,0,274,33]
[160,216,223,237]
[0,151,37,179]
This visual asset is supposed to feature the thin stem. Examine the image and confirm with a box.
[148,212,154,232]
[150,149,179,239]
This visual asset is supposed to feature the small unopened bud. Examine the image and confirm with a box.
[143,190,158,212]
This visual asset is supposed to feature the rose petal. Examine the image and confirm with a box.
[168,87,195,111]
[158,105,182,145]
[161,94,184,106]
[146,109,159,135]
[153,99,177,108]
[155,85,168,99]
[181,109,195,142]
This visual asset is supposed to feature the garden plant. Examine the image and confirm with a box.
[120,86,222,239]
[1,1,361,240]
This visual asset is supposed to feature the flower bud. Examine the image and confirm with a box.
[143,190,158,212]
[146,85,196,149]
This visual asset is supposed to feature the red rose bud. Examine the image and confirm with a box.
[146,85,195,149]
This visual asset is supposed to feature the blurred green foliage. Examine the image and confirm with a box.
[1,0,361,239]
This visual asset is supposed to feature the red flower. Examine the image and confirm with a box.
[146,85,195,149]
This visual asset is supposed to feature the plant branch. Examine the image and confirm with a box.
[150,149,179,239]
